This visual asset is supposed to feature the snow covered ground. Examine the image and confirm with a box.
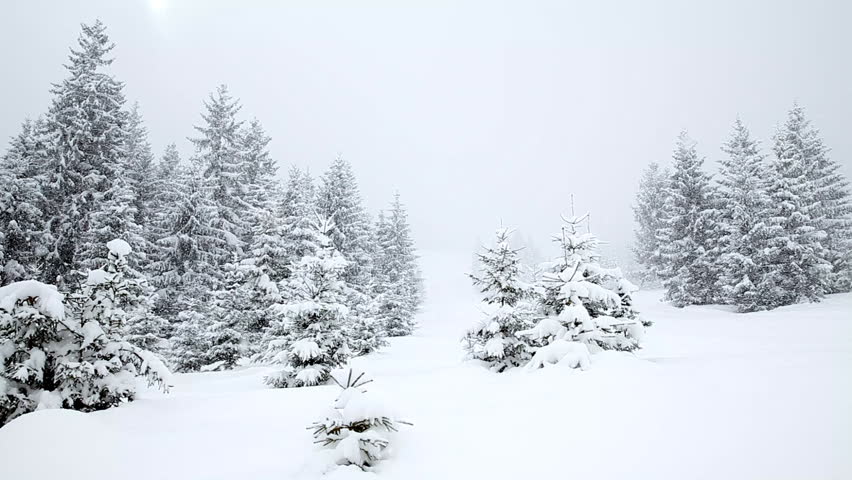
[2,251,851,479]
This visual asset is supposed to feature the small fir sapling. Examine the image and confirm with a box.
[310,369,411,470]
[464,227,536,371]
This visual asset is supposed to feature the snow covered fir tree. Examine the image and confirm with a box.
[310,369,411,470]
[464,228,536,371]
[632,107,852,311]
[0,19,426,426]
[0,240,170,427]
[465,215,646,372]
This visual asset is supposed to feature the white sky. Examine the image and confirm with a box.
[2,0,851,259]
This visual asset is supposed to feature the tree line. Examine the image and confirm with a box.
[0,18,423,425]
[633,107,851,311]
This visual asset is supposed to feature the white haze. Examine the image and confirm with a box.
[2,0,851,262]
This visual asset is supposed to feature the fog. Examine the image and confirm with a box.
[3,0,851,261]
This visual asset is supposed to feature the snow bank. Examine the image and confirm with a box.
[526,339,591,370]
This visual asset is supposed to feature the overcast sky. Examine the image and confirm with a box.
[2,0,851,260]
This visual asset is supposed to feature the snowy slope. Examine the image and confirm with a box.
[1,252,851,479]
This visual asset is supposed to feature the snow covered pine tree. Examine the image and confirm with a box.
[763,106,833,306]
[715,118,778,312]
[261,217,352,388]
[373,193,422,337]
[310,369,411,470]
[657,132,723,307]
[464,227,535,372]
[0,240,169,427]
[632,162,670,287]
[521,214,645,369]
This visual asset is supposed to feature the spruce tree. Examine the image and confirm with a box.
[279,166,320,277]
[523,214,645,355]
[40,20,136,286]
[317,156,375,295]
[632,162,670,287]
[0,256,170,427]
[464,228,535,371]
[716,118,777,311]
[310,369,411,469]
[763,106,832,305]
[190,84,250,261]
[0,119,49,285]
[261,217,351,388]
[240,118,277,214]
[657,132,723,307]
[785,105,852,294]
[374,193,421,337]
[124,102,159,266]
[149,168,229,322]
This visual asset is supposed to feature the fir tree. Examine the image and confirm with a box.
[310,369,411,470]
[279,166,319,278]
[190,84,250,260]
[40,20,136,286]
[632,162,670,287]
[657,132,723,307]
[464,228,535,372]
[763,106,832,305]
[240,118,277,214]
[149,168,229,322]
[523,214,645,355]
[373,193,422,337]
[0,119,49,285]
[317,156,375,296]
[785,105,852,294]
[0,272,170,427]
[262,217,351,388]
[716,118,777,311]
[124,102,159,266]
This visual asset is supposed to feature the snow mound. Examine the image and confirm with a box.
[527,340,591,370]
[0,280,65,320]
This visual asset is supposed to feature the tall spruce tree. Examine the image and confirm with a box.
[317,156,375,296]
[658,132,723,307]
[374,193,421,336]
[190,84,249,261]
[0,119,49,285]
[279,166,319,278]
[240,118,277,213]
[149,168,229,321]
[716,118,777,311]
[632,162,670,287]
[40,20,135,287]
[124,102,159,266]
[785,105,852,294]
[763,106,832,305]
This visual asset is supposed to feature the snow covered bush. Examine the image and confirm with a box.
[522,214,645,361]
[0,277,170,427]
[261,218,352,388]
[310,369,411,470]
[464,227,536,371]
